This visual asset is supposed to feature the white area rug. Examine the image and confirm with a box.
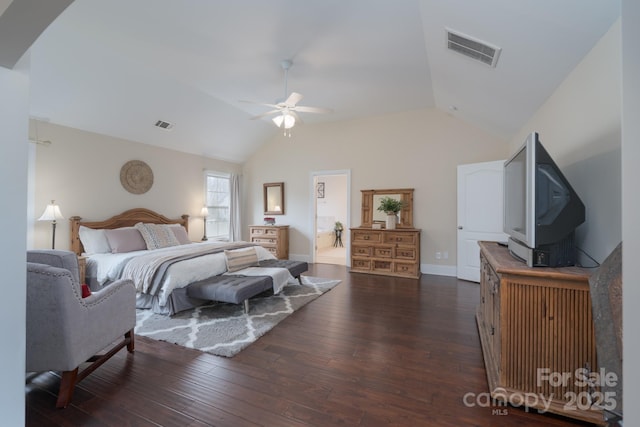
[134,276,340,357]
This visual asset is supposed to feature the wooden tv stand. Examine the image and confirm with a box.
[477,242,604,425]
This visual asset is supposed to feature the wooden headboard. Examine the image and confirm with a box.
[70,208,189,256]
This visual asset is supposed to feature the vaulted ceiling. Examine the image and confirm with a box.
[13,0,620,163]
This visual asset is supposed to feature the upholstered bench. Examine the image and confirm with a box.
[186,275,272,314]
[258,259,308,283]
[185,260,309,313]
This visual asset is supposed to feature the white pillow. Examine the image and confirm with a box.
[78,226,112,254]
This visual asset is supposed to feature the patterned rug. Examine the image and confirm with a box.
[134,276,341,357]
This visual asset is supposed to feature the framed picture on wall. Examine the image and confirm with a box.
[317,182,325,198]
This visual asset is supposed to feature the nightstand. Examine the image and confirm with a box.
[77,255,86,284]
[248,225,289,259]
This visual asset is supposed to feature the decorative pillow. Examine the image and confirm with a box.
[105,227,147,253]
[225,247,259,273]
[81,284,92,298]
[135,222,180,250]
[168,224,191,245]
[78,226,111,254]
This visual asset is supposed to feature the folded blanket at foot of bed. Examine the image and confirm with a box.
[258,259,308,281]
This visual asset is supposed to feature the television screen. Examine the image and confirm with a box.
[504,144,527,244]
[503,132,585,267]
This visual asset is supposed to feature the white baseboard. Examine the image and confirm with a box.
[299,255,458,278]
[421,263,458,277]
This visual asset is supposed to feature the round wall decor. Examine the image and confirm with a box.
[120,160,154,194]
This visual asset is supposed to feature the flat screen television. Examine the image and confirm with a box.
[503,132,585,267]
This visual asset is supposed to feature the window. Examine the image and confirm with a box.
[204,171,230,240]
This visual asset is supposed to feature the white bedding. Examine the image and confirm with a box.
[86,242,278,309]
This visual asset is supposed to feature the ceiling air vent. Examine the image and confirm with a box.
[154,120,174,130]
[446,29,501,68]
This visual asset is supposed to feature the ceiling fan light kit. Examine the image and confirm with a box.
[241,59,333,137]
[272,113,295,129]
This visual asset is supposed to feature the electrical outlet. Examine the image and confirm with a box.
[435,251,442,260]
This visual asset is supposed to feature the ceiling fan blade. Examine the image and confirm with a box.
[285,92,303,106]
[294,105,333,114]
[249,109,281,120]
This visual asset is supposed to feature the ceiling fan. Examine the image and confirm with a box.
[241,60,333,136]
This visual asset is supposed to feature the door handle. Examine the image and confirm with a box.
[458,226,463,230]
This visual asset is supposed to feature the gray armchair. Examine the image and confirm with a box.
[26,250,136,408]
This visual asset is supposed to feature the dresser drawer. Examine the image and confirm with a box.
[352,259,371,270]
[383,232,417,245]
[352,245,373,257]
[352,230,382,244]
[395,247,417,260]
[251,237,277,245]
[372,260,392,272]
[394,262,418,276]
[251,227,279,237]
[374,247,393,258]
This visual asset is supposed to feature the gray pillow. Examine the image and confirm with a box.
[105,227,147,253]
[169,224,191,245]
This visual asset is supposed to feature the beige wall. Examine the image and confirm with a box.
[31,121,242,250]
[512,20,622,263]
[242,108,508,272]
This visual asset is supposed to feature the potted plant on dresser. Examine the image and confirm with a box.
[377,196,405,230]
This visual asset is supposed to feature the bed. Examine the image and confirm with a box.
[70,208,295,315]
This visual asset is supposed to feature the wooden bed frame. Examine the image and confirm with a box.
[70,208,189,256]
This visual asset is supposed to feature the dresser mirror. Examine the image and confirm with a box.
[360,188,414,228]
[264,182,284,215]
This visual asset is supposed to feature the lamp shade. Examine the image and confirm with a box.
[38,200,64,222]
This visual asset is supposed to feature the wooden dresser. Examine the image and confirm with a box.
[350,227,421,279]
[249,225,289,259]
[477,241,603,424]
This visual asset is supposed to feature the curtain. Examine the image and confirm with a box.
[229,173,242,241]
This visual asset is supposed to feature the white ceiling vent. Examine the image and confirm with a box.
[446,29,501,68]
[154,120,174,130]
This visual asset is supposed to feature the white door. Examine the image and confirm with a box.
[457,160,509,282]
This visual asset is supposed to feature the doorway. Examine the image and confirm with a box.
[311,170,350,266]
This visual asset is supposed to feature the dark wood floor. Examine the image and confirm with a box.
[26,264,595,426]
